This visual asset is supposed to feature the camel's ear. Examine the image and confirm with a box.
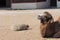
[48,19,54,23]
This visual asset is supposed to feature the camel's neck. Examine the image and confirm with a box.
[41,21,52,37]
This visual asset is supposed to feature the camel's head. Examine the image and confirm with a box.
[37,12,54,24]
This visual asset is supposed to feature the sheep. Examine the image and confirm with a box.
[10,24,29,31]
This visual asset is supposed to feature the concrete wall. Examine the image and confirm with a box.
[57,0,60,7]
[37,0,50,9]
[11,3,37,9]
[11,0,50,9]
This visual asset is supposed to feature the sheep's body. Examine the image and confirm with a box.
[20,24,29,31]
[10,24,29,31]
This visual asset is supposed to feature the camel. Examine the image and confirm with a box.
[38,12,60,38]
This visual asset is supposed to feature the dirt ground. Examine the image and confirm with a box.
[0,9,60,40]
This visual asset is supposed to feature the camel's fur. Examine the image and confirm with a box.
[40,20,55,38]
[38,12,60,38]
[40,17,60,38]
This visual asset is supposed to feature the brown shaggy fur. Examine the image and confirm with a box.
[40,17,60,38]
[57,17,60,23]
[39,11,60,38]
[40,20,55,38]
[53,17,60,38]
[39,12,54,37]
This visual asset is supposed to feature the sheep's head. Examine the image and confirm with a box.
[37,12,54,24]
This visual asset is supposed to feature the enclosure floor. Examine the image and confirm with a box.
[0,9,60,40]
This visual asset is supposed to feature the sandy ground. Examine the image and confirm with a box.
[0,9,60,40]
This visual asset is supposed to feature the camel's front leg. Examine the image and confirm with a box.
[53,31,60,38]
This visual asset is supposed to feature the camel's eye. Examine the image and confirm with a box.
[44,16,47,19]
[38,15,41,17]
